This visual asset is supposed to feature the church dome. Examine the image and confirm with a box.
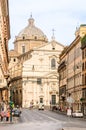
[17,16,48,42]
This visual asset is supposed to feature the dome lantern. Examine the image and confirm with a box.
[28,14,35,26]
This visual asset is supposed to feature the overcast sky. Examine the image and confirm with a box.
[8,0,86,50]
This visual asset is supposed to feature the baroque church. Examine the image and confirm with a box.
[8,15,64,108]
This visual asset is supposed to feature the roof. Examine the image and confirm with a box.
[8,50,20,57]
[17,16,48,42]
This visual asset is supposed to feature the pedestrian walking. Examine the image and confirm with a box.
[6,109,10,121]
[67,107,72,116]
[50,100,51,110]
[1,110,4,121]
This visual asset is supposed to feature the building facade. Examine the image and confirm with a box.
[58,25,86,112]
[0,0,10,102]
[58,47,68,111]
[8,16,64,108]
[81,33,86,115]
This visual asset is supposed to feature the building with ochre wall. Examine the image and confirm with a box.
[58,25,86,112]
[0,0,10,102]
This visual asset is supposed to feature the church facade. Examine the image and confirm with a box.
[8,16,64,108]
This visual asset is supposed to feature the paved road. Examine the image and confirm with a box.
[0,109,86,130]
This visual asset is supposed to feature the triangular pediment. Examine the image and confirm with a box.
[33,41,64,51]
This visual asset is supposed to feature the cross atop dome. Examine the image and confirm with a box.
[30,12,32,18]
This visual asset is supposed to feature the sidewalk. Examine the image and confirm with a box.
[0,116,19,124]
[62,127,86,130]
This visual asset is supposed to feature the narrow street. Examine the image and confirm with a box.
[0,109,86,130]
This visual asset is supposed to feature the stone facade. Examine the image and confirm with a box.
[81,34,86,115]
[9,16,64,108]
[22,41,63,108]
[58,25,86,112]
[0,0,10,102]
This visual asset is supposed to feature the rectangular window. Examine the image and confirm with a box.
[85,90,86,98]
[40,98,43,103]
[82,50,84,59]
[0,79,2,83]
[59,86,66,95]
[82,63,84,71]
[51,59,56,69]
[82,74,84,85]
[37,78,42,84]
[85,62,86,70]
[85,73,86,85]
[82,91,84,98]
[51,95,56,105]
[85,49,86,57]
[82,88,86,98]
[22,46,25,54]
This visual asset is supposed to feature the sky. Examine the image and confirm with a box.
[8,0,86,50]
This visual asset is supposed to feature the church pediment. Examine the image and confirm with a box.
[44,72,58,79]
[33,41,64,51]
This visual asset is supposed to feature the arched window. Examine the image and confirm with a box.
[51,58,56,69]
[13,58,16,62]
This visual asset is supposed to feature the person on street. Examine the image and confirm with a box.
[1,110,4,121]
[6,109,10,121]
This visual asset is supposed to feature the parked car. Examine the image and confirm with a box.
[38,103,44,110]
[72,110,83,118]
[12,108,21,117]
